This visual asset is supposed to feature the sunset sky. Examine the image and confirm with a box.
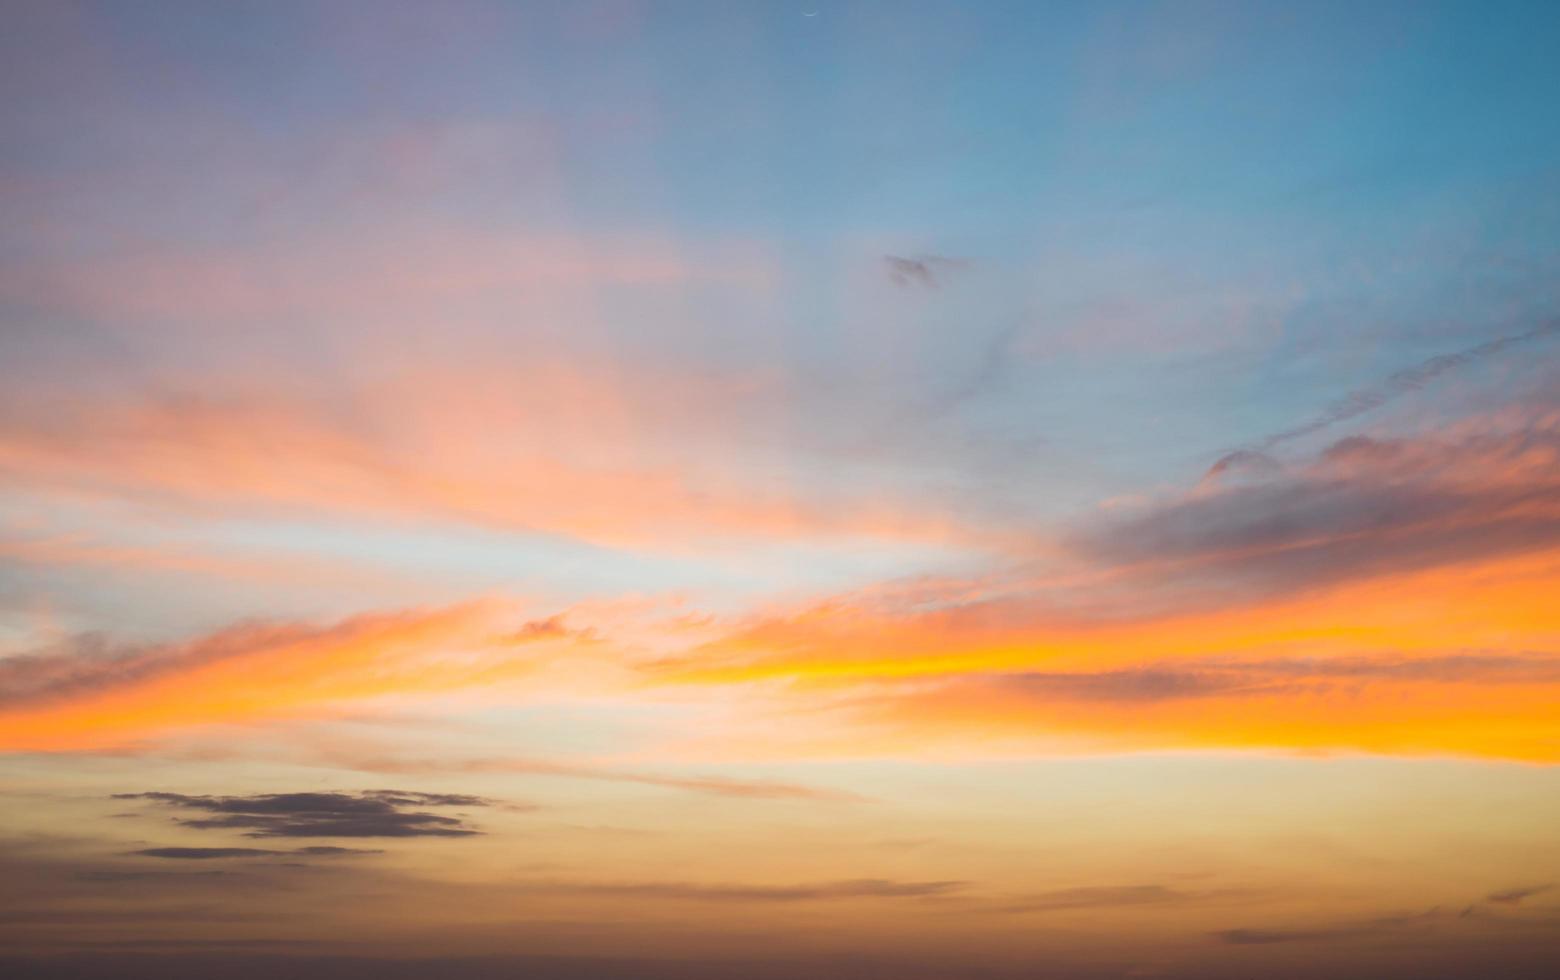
[3,2,1559,978]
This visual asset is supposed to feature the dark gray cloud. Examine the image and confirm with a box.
[884,254,967,288]
[130,848,289,860]
[995,884,1193,913]
[129,846,380,860]
[507,877,965,903]
[1488,885,1553,905]
[1225,318,1560,459]
[114,790,489,838]
[1214,908,1441,945]
[0,905,267,927]
[1217,926,1354,945]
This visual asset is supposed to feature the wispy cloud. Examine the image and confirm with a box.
[0,602,564,751]
[506,877,966,903]
[1216,318,1560,462]
[1093,411,1560,599]
[1487,884,1554,906]
[972,652,1560,704]
[0,625,345,710]
[993,884,1195,914]
[1214,908,1441,945]
[320,751,867,803]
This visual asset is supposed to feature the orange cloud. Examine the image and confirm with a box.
[4,552,1557,762]
[847,647,1560,763]
[0,602,580,752]
[6,412,1557,763]
[641,414,1560,762]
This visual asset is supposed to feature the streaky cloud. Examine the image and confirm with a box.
[1487,884,1554,905]
[1214,317,1560,465]
[507,877,966,903]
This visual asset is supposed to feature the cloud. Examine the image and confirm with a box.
[74,870,236,882]
[884,254,968,288]
[0,602,557,751]
[130,848,290,860]
[0,626,320,710]
[1200,449,1281,484]
[642,410,1560,763]
[114,791,488,838]
[507,877,965,903]
[615,772,861,802]
[502,616,577,643]
[1091,412,1560,598]
[302,747,867,803]
[128,846,381,860]
[977,652,1560,704]
[1214,908,1441,945]
[838,647,1560,762]
[995,885,1194,913]
[1230,318,1560,456]
[1487,885,1553,906]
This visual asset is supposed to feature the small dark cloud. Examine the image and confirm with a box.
[73,939,338,950]
[113,790,489,838]
[996,885,1193,913]
[0,904,267,926]
[500,615,594,644]
[1488,884,1553,905]
[884,254,967,288]
[1216,927,1352,945]
[1202,448,1281,483]
[129,845,382,860]
[1214,908,1440,945]
[130,848,286,860]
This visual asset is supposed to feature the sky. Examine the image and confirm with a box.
[2,1,1559,977]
